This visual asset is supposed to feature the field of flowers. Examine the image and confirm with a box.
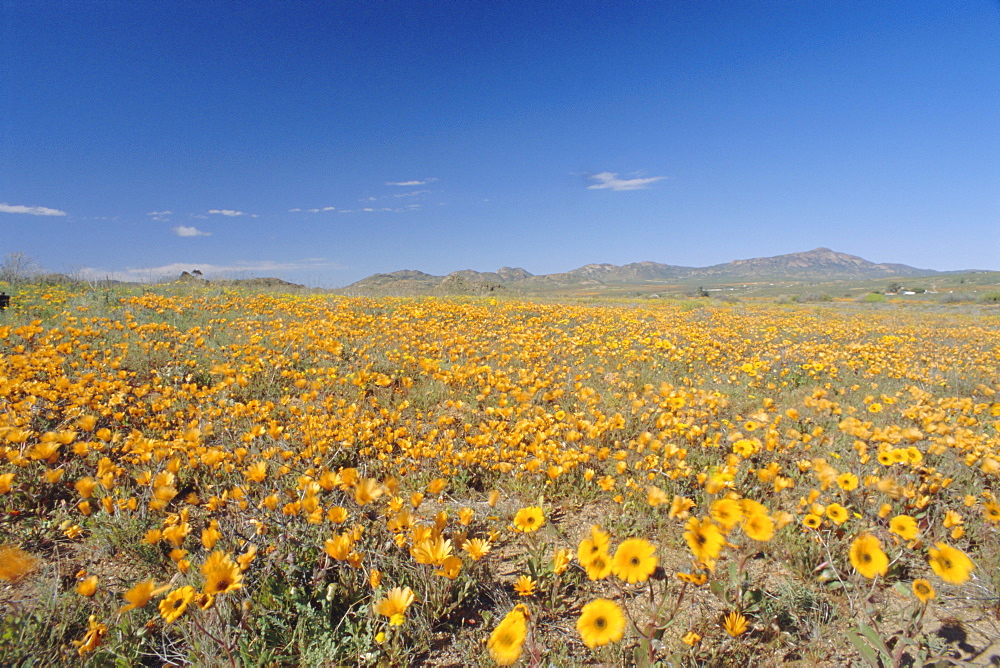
[1,283,999,666]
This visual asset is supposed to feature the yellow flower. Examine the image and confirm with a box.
[889,515,918,541]
[73,615,107,655]
[512,507,545,533]
[802,514,823,530]
[488,604,529,665]
[577,598,626,649]
[354,477,383,505]
[373,586,416,625]
[202,550,243,595]
[646,485,669,507]
[668,495,695,519]
[710,498,744,533]
[611,538,658,584]
[682,630,701,645]
[77,575,98,597]
[912,578,935,603]
[514,575,536,596]
[583,549,612,580]
[458,507,475,525]
[463,538,492,561]
[578,525,610,565]
[237,545,257,571]
[552,548,572,575]
[836,472,859,491]
[683,517,725,567]
[742,512,775,542]
[0,546,39,583]
[0,473,14,495]
[159,585,196,623]
[849,534,889,579]
[723,610,748,637]
[412,535,453,566]
[984,501,1000,524]
[435,555,463,580]
[928,543,974,584]
[120,579,169,613]
[677,571,707,585]
[825,503,849,526]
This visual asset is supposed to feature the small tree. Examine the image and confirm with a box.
[0,252,38,284]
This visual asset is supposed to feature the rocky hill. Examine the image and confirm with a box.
[344,248,936,295]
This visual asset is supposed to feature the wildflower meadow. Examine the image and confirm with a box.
[1,282,998,665]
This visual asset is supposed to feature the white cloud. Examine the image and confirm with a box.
[0,202,67,216]
[385,177,437,186]
[290,206,337,213]
[173,225,211,237]
[147,210,172,222]
[208,209,256,217]
[76,258,344,283]
[586,171,667,191]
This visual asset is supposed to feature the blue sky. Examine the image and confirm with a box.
[2,1,998,287]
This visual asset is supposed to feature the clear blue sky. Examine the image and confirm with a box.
[2,1,998,287]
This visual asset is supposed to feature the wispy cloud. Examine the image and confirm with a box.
[173,225,211,237]
[339,204,421,214]
[289,206,337,213]
[147,210,172,222]
[76,258,344,282]
[0,202,67,216]
[385,177,437,187]
[586,171,667,191]
[208,209,256,217]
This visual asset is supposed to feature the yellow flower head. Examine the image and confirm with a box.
[159,586,196,623]
[710,498,744,533]
[73,615,107,656]
[683,517,725,567]
[836,472,859,491]
[578,525,610,565]
[488,604,529,665]
[512,507,545,533]
[928,543,974,585]
[0,546,39,583]
[912,578,935,603]
[201,550,243,596]
[611,538,658,584]
[825,503,849,526]
[373,586,416,625]
[552,548,572,575]
[577,598,626,649]
[849,534,888,579]
[889,515,919,541]
[120,579,170,613]
[463,538,492,561]
[77,575,98,597]
[514,575,536,597]
[742,512,775,542]
[723,610,748,637]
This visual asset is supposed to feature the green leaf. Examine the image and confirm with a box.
[848,630,882,667]
[859,622,893,659]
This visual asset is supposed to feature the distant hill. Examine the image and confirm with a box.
[343,248,938,295]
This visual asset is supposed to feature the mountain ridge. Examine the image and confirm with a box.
[344,248,944,294]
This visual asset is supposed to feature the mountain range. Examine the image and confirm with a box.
[344,248,943,295]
